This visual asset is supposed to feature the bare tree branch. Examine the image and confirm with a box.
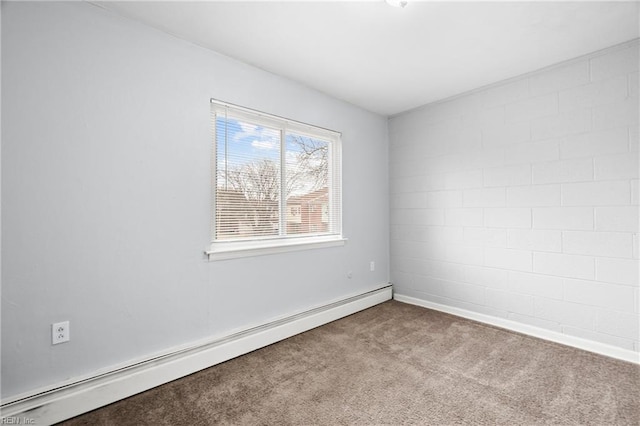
[217,136,329,235]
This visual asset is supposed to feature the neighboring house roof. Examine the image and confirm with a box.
[287,187,328,205]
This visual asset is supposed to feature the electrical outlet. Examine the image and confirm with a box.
[370,261,375,272]
[52,321,70,345]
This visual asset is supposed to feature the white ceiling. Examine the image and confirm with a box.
[96,1,639,116]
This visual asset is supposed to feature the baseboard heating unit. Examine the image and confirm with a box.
[1,285,392,425]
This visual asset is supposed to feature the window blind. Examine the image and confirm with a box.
[211,100,342,245]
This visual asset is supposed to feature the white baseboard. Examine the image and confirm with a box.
[394,293,639,365]
[1,285,392,425]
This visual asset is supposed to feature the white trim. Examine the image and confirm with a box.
[394,293,640,365]
[207,235,347,261]
[210,98,341,138]
[1,286,392,425]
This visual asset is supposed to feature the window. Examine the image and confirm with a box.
[207,100,344,260]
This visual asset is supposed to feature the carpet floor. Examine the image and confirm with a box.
[61,300,639,425]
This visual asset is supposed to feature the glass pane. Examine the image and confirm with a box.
[216,116,281,240]
[285,133,329,236]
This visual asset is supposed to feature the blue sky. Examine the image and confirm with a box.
[216,116,327,179]
[216,117,280,169]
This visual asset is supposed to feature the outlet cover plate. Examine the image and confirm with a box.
[52,321,70,345]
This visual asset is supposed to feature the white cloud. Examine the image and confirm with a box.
[239,122,260,134]
[285,151,298,164]
[232,120,280,150]
[251,139,278,150]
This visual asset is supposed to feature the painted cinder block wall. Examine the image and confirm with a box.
[390,40,639,352]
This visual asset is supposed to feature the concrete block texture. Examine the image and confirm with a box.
[391,40,640,351]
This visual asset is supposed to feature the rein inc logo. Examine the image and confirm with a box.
[1,418,35,425]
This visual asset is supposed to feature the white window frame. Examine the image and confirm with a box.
[207,99,346,261]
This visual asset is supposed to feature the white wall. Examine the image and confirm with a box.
[390,40,639,353]
[1,2,389,399]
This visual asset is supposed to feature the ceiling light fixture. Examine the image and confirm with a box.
[386,0,408,8]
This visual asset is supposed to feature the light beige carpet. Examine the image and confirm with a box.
[61,300,639,425]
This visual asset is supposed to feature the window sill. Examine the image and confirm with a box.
[206,235,347,261]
